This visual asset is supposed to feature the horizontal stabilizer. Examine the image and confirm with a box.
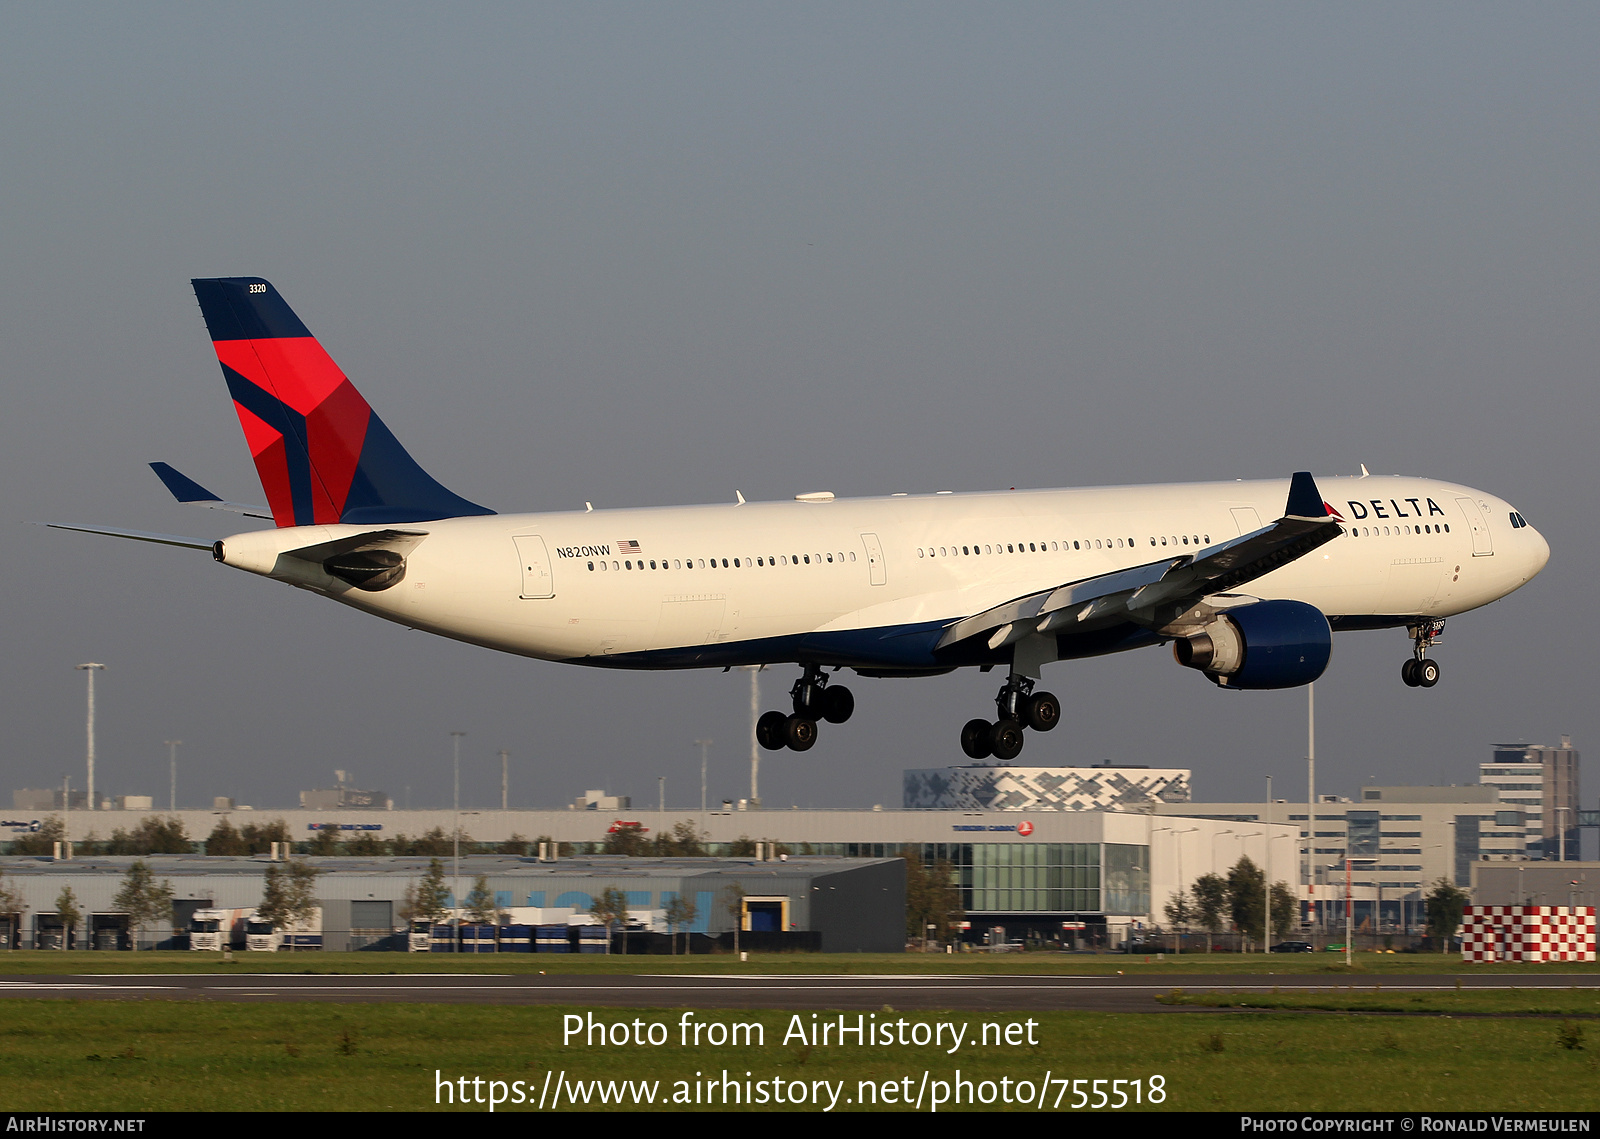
[45,522,214,552]
[149,463,272,519]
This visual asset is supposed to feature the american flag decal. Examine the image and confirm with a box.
[618,539,642,555]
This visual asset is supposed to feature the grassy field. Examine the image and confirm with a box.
[1,1001,1594,1112]
[1158,983,1600,1017]
[0,949,1595,975]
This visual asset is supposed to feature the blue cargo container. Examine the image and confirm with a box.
[429,924,457,953]
[536,924,571,953]
[577,925,609,954]
[460,924,498,953]
[499,924,533,953]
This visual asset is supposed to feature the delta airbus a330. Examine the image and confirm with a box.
[54,278,1549,760]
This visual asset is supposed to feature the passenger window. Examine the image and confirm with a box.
[849,551,856,561]
[587,561,594,571]
[826,554,833,563]
[803,555,810,564]
[599,561,607,571]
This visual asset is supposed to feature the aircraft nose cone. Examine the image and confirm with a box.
[1526,525,1550,578]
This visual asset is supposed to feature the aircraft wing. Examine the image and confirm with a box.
[935,471,1343,651]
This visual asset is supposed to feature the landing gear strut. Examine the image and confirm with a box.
[960,674,1060,761]
[1401,619,1444,688]
[756,666,854,752]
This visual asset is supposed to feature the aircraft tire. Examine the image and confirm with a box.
[757,710,790,751]
[1024,692,1061,732]
[1416,659,1440,687]
[989,719,1025,762]
[786,716,818,752]
[961,718,994,760]
[821,685,855,724]
[1401,659,1419,687]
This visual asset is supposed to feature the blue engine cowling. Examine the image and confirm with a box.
[1174,599,1331,689]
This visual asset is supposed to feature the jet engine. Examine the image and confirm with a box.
[1173,599,1331,689]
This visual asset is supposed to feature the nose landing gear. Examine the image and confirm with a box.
[1401,619,1445,688]
[756,667,854,752]
[959,674,1060,761]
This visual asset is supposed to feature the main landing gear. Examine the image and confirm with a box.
[1401,619,1444,688]
[756,666,854,753]
[960,674,1060,762]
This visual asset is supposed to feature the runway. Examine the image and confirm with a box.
[0,972,1595,1012]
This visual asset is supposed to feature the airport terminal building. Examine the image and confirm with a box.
[7,765,1287,947]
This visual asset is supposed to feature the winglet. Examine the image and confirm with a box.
[1284,471,1330,520]
[150,462,221,504]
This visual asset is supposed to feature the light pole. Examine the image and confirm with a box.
[1343,857,1377,966]
[1266,832,1292,952]
[695,740,712,813]
[1154,826,1197,954]
[165,740,182,811]
[747,666,760,808]
[75,664,104,810]
[451,731,466,922]
[1265,774,1273,953]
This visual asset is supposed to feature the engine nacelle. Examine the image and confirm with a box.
[1173,600,1331,689]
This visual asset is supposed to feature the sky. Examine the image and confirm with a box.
[2,4,1596,818]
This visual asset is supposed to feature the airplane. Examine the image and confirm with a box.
[52,277,1550,760]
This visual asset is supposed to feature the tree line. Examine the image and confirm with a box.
[1163,855,1296,946]
[6,815,803,860]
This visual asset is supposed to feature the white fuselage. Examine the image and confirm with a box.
[216,475,1548,671]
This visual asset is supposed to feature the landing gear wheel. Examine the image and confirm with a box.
[1401,659,1420,687]
[793,688,826,718]
[1416,659,1440,687]
[989,719,1025,761]
[1023,692,1061,732]
[757,710,790,751]
[820,685,855,724]
[785,716,818,752]
[961,718,994,760]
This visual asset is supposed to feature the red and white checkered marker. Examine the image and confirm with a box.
[1460,905,1596,963]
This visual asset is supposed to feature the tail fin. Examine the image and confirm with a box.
[190,277,494,527]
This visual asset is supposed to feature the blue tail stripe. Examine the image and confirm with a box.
[220,363,318,526]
